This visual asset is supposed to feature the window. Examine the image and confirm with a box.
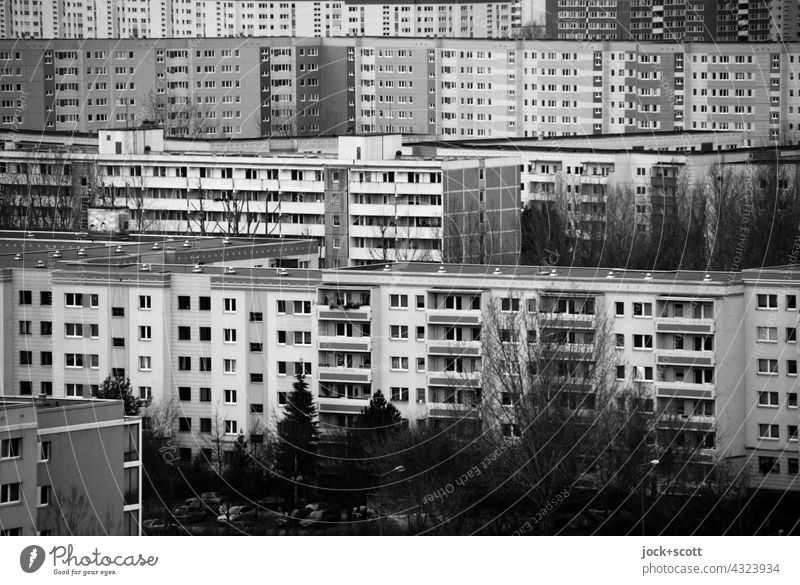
[19,290,31,304]
[757,327,778,342]
[633,334,653,349]
[1,438,22,459]
[139,295,151,309]
[390,294,408,308]
[390,387,409,401]
[277,300,286,314]
[138,387,152,400]
[19,351,32,365]
[295,362,312,376]
[788,328,797,343]
[788,425,799,441]
[294,331,311,345]
[278,392,288,405]
[65,322,83,338]
[38,485,50,507]
[223,328,237,343]
[632,302,652,317]
[40,382,52,396]
[616,365,626,380]
[417,357,426,372]
[19,320,31,335]
[416,295,425,309]
[40,321,52,336]
[65,353,84,368]
[178,356,191,371]
[390,325,409,340]
[0,482,21,504]
[788,295,797,310]
[112,307,124,317]
[20,381,32,395]
[790,459,799,475]
[278,330,287,344]
[293,300,311,314]
[758,359,779,375]
[178,296,190,310]
[223,359,237,374]
[615,302,624,316]
[40,291,52,306]
[251,373,263,383]
[501,297,520,312]
[138,356,152,371]
[758,391,779,406]
[199,357,211,372]
[113,337,125,347]
[250,343,263,352]
[89,294,99,308]
[224,389,237,404]
[759,456,779,474]
[178,326,191,341]
[200,387,211,402]
[757,294,778,309]
[199,296,211,311]
[225,420,238,435]
[224,298,237,312]
[65,292,83,307]
[139,325,152,341]
[249,312,263,322]
[789,393,798,408]
[40,441,50,462]
[179,417,192,432]
[416,326,425,341]
[759,424,779,439]
[179,387,191,401]
[615,334,624,348]
[278,361,287,375]
[200,418,212,433]
[391,356,409,370]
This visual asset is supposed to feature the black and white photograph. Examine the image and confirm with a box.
[0,0,799,582]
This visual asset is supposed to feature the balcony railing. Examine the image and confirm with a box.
[426,309,482,326]
[655,381,715,399]
[426,340,482,357]
[655,316,714,334]
[318,335,372,352]
[427,371,481,387]
[318,305,372,322]
[655,349,714,368]
[318,366,372,384]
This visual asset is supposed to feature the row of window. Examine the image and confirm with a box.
[757,424,799,440]
[756,391,798,408]
[0,438,50,461]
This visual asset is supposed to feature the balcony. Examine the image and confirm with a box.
[655,317,714,335]
[318,305,371,322]
[427,340,482,357]
[426,309,482,326]
[318,366,372,384]
[318,335,372,352]
[318,396,370,415]
[552,342,595,360]
[655,349,714,368]
[427,403,481,419]
[539,313,595,330]
[655,381,715,400]
[427,371,481,388]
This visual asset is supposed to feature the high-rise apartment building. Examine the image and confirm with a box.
[0,37,797,144]
[544,0,800,43]
[0,243,798,492]
[0,0,522,40]
[0,397,141,536]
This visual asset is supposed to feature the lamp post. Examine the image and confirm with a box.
[640,459,660,536]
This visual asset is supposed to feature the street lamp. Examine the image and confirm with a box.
[641,459,660,536]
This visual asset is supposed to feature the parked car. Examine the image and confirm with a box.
[299,508,342,529]
[142,518,173,532]
[217,505,257,525]
[200,492,223,511]
[172,506,205,524]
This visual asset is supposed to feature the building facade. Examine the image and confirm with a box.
[0,0,522,40]
[544,0,800,43]
[0,38,798,143]
[0,130,522,266]
[0,240,798,492]
[0,397,141,536]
